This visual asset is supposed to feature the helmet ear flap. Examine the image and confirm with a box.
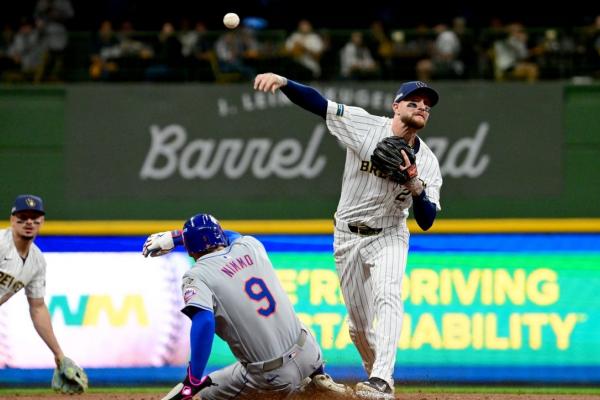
[183,214,228,254]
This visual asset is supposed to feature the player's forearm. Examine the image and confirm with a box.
[0,293,13,306]
[162,310,215,400]
[29,298,64,360]
[169,229,239,247]
[172,229,239,247]
[281,80,327,119]
[412,191,437,231]
[189,309,215,378]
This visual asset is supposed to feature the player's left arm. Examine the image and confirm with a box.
[401,150,441,231]
[162,309,215,400]
[412,190,437,231]
[28,297,64,366]
[188,309,215,378]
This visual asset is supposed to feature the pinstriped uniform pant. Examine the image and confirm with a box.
[333,224,409,389]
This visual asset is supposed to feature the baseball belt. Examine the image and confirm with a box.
[246,329,308,372]
[347,223,382,236]
[334,217,382,236]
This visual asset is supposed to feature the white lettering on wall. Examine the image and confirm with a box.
[140,124,327,180]
[140,122,491,181]
[426,122,491,178]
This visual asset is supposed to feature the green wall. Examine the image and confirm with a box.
[0,87,66,211]
[1,83,599,219]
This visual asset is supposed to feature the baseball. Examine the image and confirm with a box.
[223,13,240,29]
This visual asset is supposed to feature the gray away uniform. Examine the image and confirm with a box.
[181,235,323,400]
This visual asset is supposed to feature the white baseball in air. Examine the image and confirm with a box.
[223,12,240,29]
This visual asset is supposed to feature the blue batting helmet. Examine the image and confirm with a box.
[182,213,228,254]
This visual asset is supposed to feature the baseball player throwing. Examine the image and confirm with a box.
[142,213,351,399]
[254,74,443,399]
[0,194,87,393]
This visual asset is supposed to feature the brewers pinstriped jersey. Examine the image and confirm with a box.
[181,235,302,364]
[326,100,442,227]
[325,99,443,389]
[0,228,46,302]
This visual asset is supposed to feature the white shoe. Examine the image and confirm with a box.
[355,377,394,400]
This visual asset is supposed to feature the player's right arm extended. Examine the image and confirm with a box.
[281,79,327,118]
[254,73,327,118]
[28,297,64,365]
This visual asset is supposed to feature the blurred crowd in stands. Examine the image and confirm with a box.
[1,1,599,83]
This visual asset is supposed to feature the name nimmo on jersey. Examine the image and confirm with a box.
[221,254,255,278]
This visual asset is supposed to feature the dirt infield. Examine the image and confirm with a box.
[3,393,600,400]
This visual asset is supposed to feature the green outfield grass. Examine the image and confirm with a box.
[397,386,600,394]
[0,387,170,395]
[1,386,599,396]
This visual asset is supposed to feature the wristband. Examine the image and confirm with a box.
[172,230,184,246]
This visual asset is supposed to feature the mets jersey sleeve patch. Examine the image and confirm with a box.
[336,103,345,117]
[181,278,213,311]
[183,287,197,303]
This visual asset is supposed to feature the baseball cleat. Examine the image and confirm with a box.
[355,377,394,400]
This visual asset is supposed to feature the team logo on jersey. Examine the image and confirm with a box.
[183,287,197,303]
[360,160,387,178]
[0,271,24,292]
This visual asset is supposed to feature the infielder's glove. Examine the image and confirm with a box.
[370,136,417,184]
[51,356,88,394]
[142,230,183,257]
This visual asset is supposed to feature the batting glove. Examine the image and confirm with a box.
[142,230,183,257]
[161,366,212,400]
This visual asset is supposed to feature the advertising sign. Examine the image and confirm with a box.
[64,83,563,219]
[1,233,598,383]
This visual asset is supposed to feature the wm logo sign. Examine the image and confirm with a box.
[48,295,149,326]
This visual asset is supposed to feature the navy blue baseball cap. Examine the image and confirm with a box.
[11,194,45,215]
[393,81,439,107]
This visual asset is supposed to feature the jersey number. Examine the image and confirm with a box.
[244,277,276,317]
